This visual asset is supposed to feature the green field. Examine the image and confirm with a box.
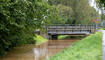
[47,32,102,60]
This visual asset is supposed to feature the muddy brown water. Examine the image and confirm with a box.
[0,40,79,60]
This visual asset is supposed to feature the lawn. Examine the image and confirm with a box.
[47,32,102,60]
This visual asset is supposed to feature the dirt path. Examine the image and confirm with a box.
[0,40,79,60]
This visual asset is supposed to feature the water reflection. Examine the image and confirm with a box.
[33,48,49,60]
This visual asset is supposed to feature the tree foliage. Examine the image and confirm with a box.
[70,0,100,24]
[48,0,100,24]
[56,4,73,24]
[96,0,105,7]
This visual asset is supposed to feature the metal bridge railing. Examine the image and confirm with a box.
[46,24,97,35]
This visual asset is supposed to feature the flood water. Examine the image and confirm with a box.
[0,40,79,60]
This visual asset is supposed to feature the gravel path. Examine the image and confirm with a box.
[100,30,105,60]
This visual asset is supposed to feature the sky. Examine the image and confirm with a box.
[89,0,102,14]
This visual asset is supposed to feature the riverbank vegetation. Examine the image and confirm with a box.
[34,34,48,45]
[47,32,102,60]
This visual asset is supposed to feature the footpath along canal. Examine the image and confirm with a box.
[0,40,79,60]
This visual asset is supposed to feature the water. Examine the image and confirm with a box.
[0,40,79,60]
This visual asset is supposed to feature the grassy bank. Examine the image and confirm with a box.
[34,35,48,45]
[48,32,102,60]
[99,28,105,30]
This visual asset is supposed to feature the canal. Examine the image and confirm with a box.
[0,40,79,60]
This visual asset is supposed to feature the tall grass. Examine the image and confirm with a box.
[47,32,102,60]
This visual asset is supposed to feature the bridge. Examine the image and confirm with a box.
[46,24,97,39]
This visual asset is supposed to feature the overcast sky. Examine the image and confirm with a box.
[89,0,102,14]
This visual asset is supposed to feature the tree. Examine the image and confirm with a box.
[48,0,100,24]
[69,0,100,24]
[56,4,73,23]
[48,0,74,24]
[0,0,54,56]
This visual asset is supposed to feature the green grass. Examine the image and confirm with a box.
[33,34,48,45]
[47,32,102,60]
[58,35,69,40]
[58,35,84,40]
